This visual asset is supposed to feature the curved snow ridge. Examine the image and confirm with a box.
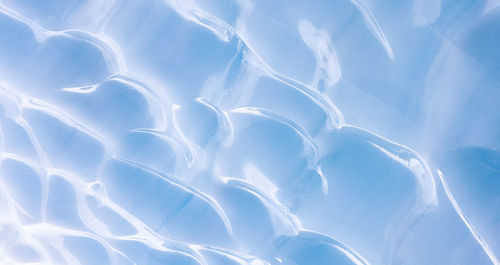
[0,0,498,264]
[161,0,345,129]
[0,75,367,264]
[348,0,394,59]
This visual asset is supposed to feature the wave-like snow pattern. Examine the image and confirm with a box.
[0,0,499,264]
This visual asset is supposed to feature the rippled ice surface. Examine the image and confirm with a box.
[0,0,499,264]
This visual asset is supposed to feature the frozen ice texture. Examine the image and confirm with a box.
[0,0,499,264]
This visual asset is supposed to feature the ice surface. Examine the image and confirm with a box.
[0,0,499,264]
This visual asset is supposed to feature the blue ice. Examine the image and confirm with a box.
[0,0,499,264]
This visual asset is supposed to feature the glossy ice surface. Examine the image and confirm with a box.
[0,0,499,264]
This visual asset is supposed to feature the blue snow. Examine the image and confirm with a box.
[0,0,499,264]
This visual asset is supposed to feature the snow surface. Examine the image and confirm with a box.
[0,0,499,264]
